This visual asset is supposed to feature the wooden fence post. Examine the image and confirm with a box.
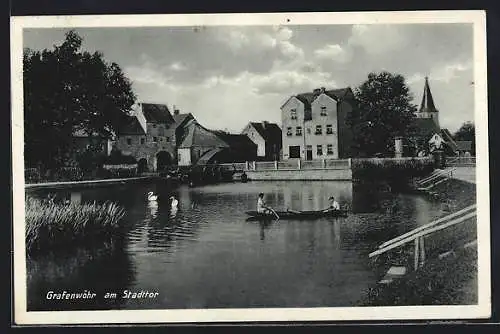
[274,160,278,170]
[323,159,326,169]
[414,238,419,271]
[298,159,301,169]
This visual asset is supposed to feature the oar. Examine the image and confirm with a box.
[268,207,280,220]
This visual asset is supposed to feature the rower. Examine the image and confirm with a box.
[170,196,179,210]
[257,193,271,214]
[323,196,340,212]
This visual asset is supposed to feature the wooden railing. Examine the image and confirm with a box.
[244,159,351,171]
[369,204,477,270]
[416,167,456,190]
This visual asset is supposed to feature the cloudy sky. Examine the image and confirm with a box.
[24,24,474,133]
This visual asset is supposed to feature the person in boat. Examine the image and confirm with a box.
[257,193,273,214]
[323,196,340,212]
[170,196,179,210]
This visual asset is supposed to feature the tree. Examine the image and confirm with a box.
[348,71,417,157]
[24,30,136,169]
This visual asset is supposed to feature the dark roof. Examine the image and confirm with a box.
[213,131,257,150]
[456,140,472,151]
[118,116,146,135]
[179,121,229,148]
[249,122,282,146]
[440,129,458,151]
[173,113,194,129]
[291,87,354,120]
[140,103,175,124]
[419,77,439,113]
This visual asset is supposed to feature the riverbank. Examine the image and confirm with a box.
[25,176,158,191]
[362,177,477,306]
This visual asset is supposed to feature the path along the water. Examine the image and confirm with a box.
[450,166,476,184]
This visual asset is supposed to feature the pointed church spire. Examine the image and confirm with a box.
[419,76,438,113]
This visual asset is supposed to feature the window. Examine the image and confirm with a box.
[289,146,300,158]
[140,138,145,145]
[153,136,158,143]
[287,127,293,136]
[326,124,333,134]
[166,136,170,142]
[315,125,322,135]
[158,126,165,136]
[126,138,132,145]
[159,137,163,142]
[290,109,297,120]
[327,144,333,155]
[296,126,302,136]
[320,106,327,116]
[317,145,323,156]
[152,124,157,128]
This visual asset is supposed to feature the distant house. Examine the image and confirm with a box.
[455,140,473,156]
[72,128,113,156]
[212,131,258,163]
[115,102,177,172]
[241,121,282,161]
[281,87,354,160]
[177,119,229,166]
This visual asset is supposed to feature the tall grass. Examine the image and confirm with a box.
[25,197,126,255]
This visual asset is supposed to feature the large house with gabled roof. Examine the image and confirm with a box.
[280,87,354,160]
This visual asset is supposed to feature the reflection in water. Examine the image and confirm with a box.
[26,180,444,310]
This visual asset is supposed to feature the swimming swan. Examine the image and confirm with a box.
[147,192,158,201]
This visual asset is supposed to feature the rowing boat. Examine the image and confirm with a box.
[245,209,348,220]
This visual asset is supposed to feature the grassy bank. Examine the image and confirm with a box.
[361,178,478,306]
[25,197,126,255]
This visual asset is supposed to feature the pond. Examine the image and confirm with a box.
[25,180,445,310]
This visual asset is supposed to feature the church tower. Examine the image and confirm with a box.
[416,76,439,128]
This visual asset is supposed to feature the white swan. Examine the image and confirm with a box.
[147,191,158,201]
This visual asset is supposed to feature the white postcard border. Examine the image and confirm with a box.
[11,10,490,325]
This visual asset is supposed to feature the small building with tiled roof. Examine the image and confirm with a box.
[241,121,282,161]
[71,128,114,156]
[177,119,229,166]
[280,86,354,160]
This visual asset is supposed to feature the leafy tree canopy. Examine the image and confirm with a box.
[348,71,417,157]
[453,121,475,142]
[24,30,136,168]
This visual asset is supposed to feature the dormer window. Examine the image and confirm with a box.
[290,109,297,120]
[320,106,327,116]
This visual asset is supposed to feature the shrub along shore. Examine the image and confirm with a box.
[25,197,126,255]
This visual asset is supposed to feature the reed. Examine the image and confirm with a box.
[25,197,126,254]
[352,158,434,180]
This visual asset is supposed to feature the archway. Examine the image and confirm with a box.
[156,151,172,172]
[137,158,148,174]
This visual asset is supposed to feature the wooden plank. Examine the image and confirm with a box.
[369,211,476,258]
[378,204,476,249]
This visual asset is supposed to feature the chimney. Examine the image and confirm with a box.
[262,120,268,129]
[320,87,326,93]
[313,88,321,95]
[173,105,180,115]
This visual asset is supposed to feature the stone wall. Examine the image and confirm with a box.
[245,168,352,181]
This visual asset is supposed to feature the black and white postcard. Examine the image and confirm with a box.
[11,11,490,325]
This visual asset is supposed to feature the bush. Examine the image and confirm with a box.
[25,197,126,254]
[352,158,434,181]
